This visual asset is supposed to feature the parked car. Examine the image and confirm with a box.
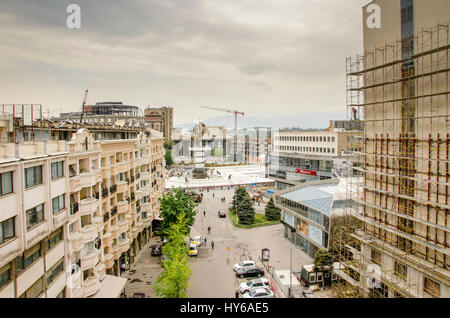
[218,210,226,218]
[188,243,199,256]
[150,245,162,256]
[233,260,256,272]
[191,236,205,246]
[242,288,274,298]
[303,289,315,298]
[236,266,265,278]
[239,278,270,293]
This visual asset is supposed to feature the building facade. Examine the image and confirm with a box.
[270,126,363,190]
[144,106,174,140]
[335,0,450,298]
[0,127,165,298]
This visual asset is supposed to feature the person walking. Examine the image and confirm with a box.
[235,289,240,298]
[120,262,126,274]
[213,193,215,198]
[207,226,211,234]
[203,210,206,217]
[211,241,214,250]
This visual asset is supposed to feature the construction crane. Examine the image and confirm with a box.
[201,105,245,162]
[80,89,88,123]
[200,106,244,131]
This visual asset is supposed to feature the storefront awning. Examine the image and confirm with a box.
[90,274,127,298]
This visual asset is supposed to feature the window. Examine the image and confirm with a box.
[424,277,440,297]
[26,204,44,229]
[309,273,316,283]
[52,194,65,214]
[0,217,15,244]
[16,243,41,273]
[45,228,63,251]
[24,166,43,188]
[0,171,13,196]
[51,161,64,180]
[0,264,11,289]
[394,261,408,280]
[317,273,323,282]
[46,259,64,286]
[21,277,43,298]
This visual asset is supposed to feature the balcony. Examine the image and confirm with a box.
[111,225,119,240]
[69,176,81,191]
[70,203,79,215]
[81,224,98,243]
[79,197,98,216]
[82,250,99,269]
[104,253,114,268]
[140,171,151,181]
[69,232,83,252]
[131,226,138,239]
[79,171,99,188]
[117,162,129,174]
[93,216,103,232]
[83,275,100,297]
[117,200,129,214]
[112,244,120,259]
[116,181,128,193]
[118,219,128,233]
[135,190,143,200]
[96,262,106,281]
[103,232,112,246]
[101,167,111,179]
[53,209,69,228]
[141,186,151,197]
[119,239,130,254]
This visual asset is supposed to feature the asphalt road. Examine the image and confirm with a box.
[186,188,313,298]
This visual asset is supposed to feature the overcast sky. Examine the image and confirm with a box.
[0,0,370,125]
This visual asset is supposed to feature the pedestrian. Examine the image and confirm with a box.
[203,210,206,217]
[208,226,211,234]
[211,241,214,250]
[120,263,126,274]
[213,193,215,198]
[204,237,207,245]
[235,289,240,298]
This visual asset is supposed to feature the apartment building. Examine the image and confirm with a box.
[270,125,363,189]
[334,0,449,298]
[144,106,174,140]
[0,127,165,298]
[0,140,70,298]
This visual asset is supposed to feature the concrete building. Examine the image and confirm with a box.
[334,0,450,298]
[270,123,363,190]
[0,126,165,298]
[274,178,351,258]
[144,106,173,140]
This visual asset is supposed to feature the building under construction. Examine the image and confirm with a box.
[332,0,449,298]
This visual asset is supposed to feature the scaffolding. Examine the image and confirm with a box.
[333,22,450,298]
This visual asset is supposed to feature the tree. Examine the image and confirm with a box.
[159,187,196,237]
[165,149,174,167]
[153,213,192,298]
[163,139,173,150]
[237,192,255,225]
[265,197,281,221]
[232,187,247,211]
[313,249,333,289]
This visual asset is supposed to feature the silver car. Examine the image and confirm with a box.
[242,287,274,299]
[239,278,270,293]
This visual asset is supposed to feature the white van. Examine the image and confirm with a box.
[188,243,199,256]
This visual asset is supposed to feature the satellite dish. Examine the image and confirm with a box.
[114,119,125,127]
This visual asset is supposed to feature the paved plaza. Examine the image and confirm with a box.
[123,187,313,298]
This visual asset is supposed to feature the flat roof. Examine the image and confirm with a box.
[90,274,127,298]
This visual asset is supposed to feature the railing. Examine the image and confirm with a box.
[71,203,79,215]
